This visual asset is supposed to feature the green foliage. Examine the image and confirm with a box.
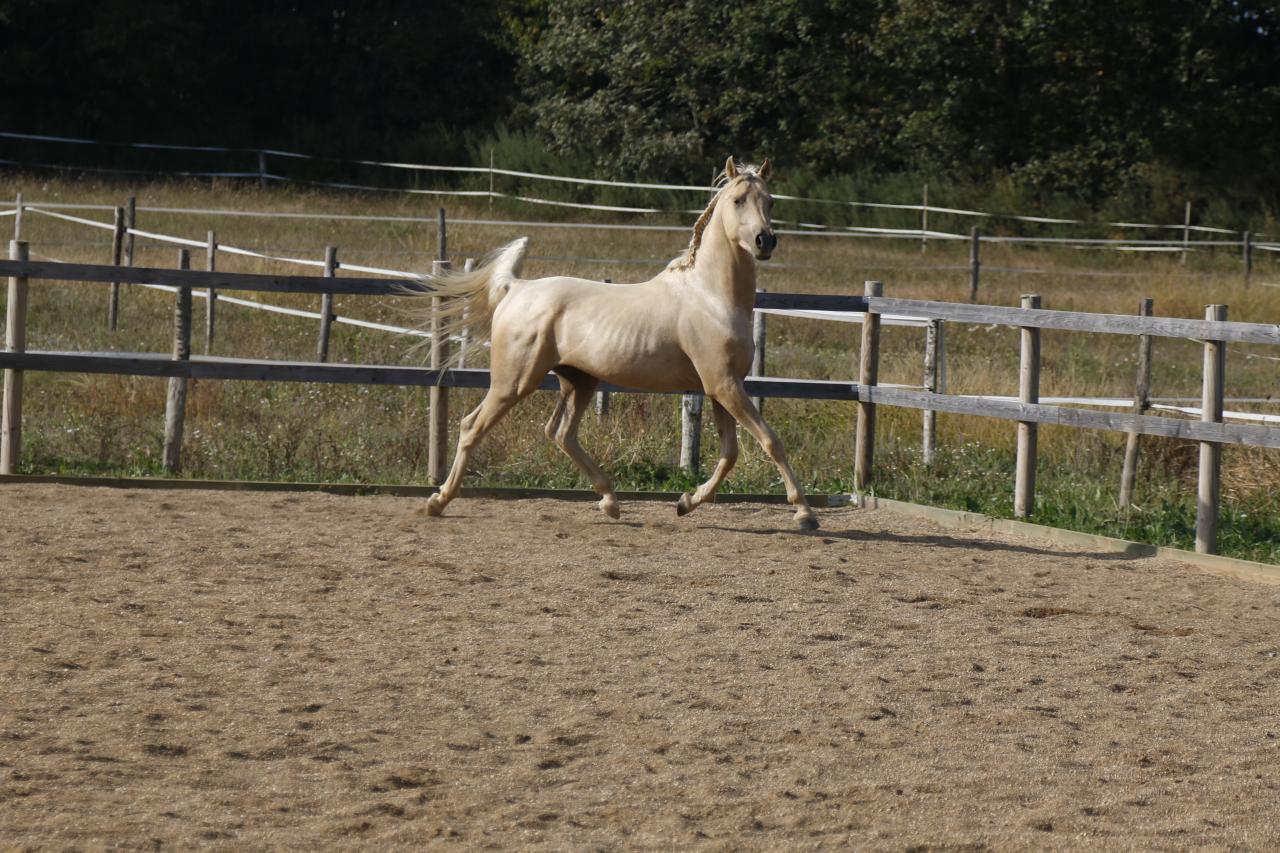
[504,0,1280,206]
[504,0,882,179]
[3,1,1280,210]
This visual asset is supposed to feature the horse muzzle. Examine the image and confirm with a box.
[755,231,777,259]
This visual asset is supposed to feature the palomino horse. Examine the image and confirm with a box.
[412,156,819,530]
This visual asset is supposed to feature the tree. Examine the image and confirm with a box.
[506,0,883,180]
[505,0,1280,203]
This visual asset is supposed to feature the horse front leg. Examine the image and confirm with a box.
[677,400,738,517]
[710,379,819,531]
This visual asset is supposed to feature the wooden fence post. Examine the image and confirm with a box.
[316,246,337,362]
[205,230,217,353]
[596,279,612,418]
[1242,231,1252,287]
[162,250,193,473]
[457,258,475,369]
[1181,201,1191,266]
[920,183,928,253]
[2,240,29,474]
[108,206,124,330]
[436,207,447,262]
[12,192,22,241]
[680,275,704,474]
[1196,303,1227,554]
[258,151,268,190]
[751,287,767,414]
[1118,297,1155,508]
[428,256,452,486]
[922,318,944,466]
[969,227,981,302]
[854,280,883,492]
[680,393,703,476]
[1014,293,1042,518]
[124,196,136,268]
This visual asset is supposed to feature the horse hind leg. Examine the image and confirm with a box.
[544,378,572,443]
[677,400,738,517]
[549,370,621,519]
[425,387,521,517]
[428,324,560,517]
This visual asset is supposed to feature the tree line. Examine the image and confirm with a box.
[2,0,1278,214]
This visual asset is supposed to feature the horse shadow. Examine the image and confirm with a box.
[604,518,1149,562]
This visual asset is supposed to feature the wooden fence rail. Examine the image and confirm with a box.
[2,256,1277,556]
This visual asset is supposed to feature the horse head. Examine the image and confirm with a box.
[720,156,777,261]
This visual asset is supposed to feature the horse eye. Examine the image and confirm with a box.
[734,195,746,206]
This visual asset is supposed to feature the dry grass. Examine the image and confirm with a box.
[3,175,1278,554]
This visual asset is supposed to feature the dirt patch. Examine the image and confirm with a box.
[2,484,1279,849]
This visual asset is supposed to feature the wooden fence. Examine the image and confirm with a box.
[3,248,1279,555]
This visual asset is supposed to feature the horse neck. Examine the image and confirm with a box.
[694,213,757,313]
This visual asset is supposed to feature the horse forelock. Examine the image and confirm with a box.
[669,165,765,271]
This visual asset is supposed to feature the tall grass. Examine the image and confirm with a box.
[3,173,1278,562]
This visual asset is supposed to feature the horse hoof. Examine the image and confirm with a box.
[796,513,819,531]
[600,497,621,520]
[676,493,694,516]
[425,495,444,517]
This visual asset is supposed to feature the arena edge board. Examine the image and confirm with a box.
[0,473,823,506]
[839,493,1280,587]
[4,473,1277,585]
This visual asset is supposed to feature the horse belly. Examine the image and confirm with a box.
[555,312,700,392]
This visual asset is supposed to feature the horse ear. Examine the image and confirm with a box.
[724,156,738,180]
[758,158,773,180]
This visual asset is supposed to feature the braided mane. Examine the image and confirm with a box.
[667,163,762,271]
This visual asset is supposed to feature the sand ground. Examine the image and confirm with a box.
[2,484,1279,850]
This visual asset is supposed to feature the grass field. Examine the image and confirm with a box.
[3,175,1279,562]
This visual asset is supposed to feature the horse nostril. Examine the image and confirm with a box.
[756,233,777,252]
[756,233,765,249]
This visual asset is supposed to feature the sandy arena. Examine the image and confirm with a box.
[2,483,1279,849]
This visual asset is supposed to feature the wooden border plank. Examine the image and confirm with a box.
[0,472,830,507]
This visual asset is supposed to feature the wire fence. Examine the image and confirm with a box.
[3,129,1277,250]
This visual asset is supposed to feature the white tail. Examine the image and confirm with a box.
[405,238,528,365]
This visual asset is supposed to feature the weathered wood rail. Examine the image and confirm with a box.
[2,252,1277,554]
